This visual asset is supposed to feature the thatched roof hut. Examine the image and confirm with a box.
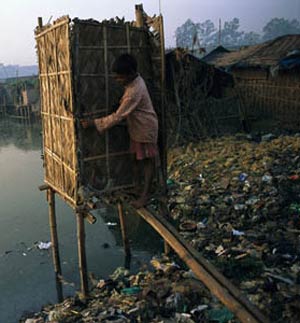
[201,45,231,66]
[209,35,300,131]
[204,34,300,71]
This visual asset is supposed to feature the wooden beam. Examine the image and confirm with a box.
[39,184,50,191]
[129,206,269,323]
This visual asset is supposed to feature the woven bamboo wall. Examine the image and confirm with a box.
[235,69,300,130]
[36,17,78,206]
[36,15,164,207]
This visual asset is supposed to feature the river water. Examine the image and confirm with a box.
[0,118,162,323]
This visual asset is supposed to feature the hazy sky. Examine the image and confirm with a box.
[0,0,299,65]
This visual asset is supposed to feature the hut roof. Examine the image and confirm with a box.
[205,44,263,68]
[237,34,300,68]
[202,46,231,65]
[206,34,300,69]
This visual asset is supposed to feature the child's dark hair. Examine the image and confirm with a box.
[112,54,137,76]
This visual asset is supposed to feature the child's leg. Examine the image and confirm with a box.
[132,157,155,208]
[131,155,140,193]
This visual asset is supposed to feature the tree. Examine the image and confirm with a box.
[262,18,300,41]
[222,18,244,46]
[240,31,261,46]
[175,19,199,48]
[175,19,216,49]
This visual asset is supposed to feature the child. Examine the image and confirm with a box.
[81,54,159,208]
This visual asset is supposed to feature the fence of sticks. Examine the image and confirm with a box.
[35,6,166,208]
[165,49,244,146]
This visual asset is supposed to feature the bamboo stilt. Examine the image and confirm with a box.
[164,240,171,255]
[117,202,131,258]
[47,188,63,302]
[76,212,89,297]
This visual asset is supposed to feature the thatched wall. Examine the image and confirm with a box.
[36,15,164,207]
[165,50,242,145]
[234,68,300,131]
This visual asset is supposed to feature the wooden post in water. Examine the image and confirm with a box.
[117,202,131,259]
[47,188,63,302]
[76,212,89,297]
[164,240,171,255]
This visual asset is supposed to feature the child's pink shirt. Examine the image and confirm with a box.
[94,76,158,143]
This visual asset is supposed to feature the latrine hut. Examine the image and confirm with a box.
[204,35,300,131]
[35,5,165,297]
[35,8,165,207]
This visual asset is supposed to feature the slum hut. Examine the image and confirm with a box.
[201,45,231,66]
[35,5,165,297]
[205,35,300,131]
[165,48,242,145]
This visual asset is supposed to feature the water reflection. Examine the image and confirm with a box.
[0,118,163,323]
[0,118,42,151]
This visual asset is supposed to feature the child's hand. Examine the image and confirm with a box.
[81,119,94,129]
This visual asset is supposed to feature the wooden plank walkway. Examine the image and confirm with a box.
[123,204,269,323]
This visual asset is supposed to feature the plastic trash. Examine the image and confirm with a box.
[167,178,176,186]
[232,229,245,236]
[234,204,246,211]
[179,220,197,232]
[261,133,275,142]
[190,304,208,314]
[106,222,118,226]
[37,241,52,250]
[246,197,260,205]
[121,286,142,295]
[207,308,234,323]
[239,173,248,182]
[262,175,272,183]
[289,175,300,181]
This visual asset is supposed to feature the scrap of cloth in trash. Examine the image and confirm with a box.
[94,75,158,143]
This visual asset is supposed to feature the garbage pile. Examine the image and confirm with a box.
[167,134,300,322]
[20,258,236,323]
[21,134,300,323]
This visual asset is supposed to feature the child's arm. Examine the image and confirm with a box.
[94,88,141,133]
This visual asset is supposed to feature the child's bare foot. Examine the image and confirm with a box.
[131,195,149,208]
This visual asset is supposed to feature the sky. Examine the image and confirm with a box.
[0,0,299,65]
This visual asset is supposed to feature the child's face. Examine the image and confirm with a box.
[113,74,131,86]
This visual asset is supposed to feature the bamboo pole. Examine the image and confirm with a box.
[38,17,43,28]
[157,15,169,254]
[164,240,171,255]
[131,206,269,323]
[47,188,63,302]
[135,4,144,28]
[103,25,111,184]
[117,202,131,258]
[76,212,89,297]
